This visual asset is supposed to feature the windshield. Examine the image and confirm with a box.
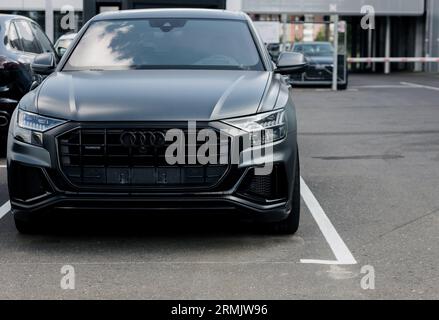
[293,43,334,57]
[64,18,264,71]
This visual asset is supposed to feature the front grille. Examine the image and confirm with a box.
[58,127,229,189]
[305,65,333,80]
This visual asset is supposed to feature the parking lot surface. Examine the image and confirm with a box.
[0,73,438,299]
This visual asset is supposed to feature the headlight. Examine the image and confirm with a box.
[222,109,287,145]
[14,110,66,146]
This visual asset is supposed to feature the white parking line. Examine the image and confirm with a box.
[300,177,357,265]
[400,81,439,91]
[352,84,412,89]
[0,201,11,221]
[0,176,357,266]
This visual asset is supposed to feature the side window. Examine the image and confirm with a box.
[14,20,42,54]
[7,22,22,51]
[30,22,54,54]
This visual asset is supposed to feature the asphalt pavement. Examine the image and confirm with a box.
[0,73,438,299]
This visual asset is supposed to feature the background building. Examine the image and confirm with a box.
[83,0,226,21]
[0,0,83,41]
[1,0,439,73]
[238,0,426,73]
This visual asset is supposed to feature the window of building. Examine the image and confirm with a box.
[99,6,120,13]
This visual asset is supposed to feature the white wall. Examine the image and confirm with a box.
[226,0,242,11]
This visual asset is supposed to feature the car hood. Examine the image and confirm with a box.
[35,70,271,122]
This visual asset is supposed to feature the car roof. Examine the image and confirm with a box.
[92,8,248,21]
[0,14,35,38]
[0,13,33,23]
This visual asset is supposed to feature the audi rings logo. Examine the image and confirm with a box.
[120,130,166,148]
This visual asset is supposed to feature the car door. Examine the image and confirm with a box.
[13,19,58,90]
[29,21,57,56]
[14,19,43,55]
[11,19,41,84]
[1,20,34,103]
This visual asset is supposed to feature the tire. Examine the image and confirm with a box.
[338,73,349,90]
[266,152,301,235]
[14,210,41,234]
[338,82,348,90]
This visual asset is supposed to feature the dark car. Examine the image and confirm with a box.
[289,41,348,89]
[7,9,305,235]
[0,14,57,144]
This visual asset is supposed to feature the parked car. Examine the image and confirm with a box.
[289,41,348,90]
[54,32,77,57]
[0,14,57,144]
[8,9,305,235]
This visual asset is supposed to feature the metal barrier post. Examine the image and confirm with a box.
[332,15,339,91]
[385,16,391,74]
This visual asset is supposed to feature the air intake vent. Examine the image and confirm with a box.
[8,162,53,201]
[237,165,288,202]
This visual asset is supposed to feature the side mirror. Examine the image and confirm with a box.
[32,52,56,76]
[275,52,307,75]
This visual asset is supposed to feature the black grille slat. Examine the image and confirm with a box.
[237,165,288,202]
[306,65,333,80]
[58,127,229,189]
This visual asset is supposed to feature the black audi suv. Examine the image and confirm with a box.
[7,9,305,234]
[0,14,57,144]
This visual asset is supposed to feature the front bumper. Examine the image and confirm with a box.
[7,120,298,223]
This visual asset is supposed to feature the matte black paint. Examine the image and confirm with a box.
[8,10,299,223]
[35,70,272,121]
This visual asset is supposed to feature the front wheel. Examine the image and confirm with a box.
[338,81,348,90]
[338,73,349,90]
[266,153,300,235]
